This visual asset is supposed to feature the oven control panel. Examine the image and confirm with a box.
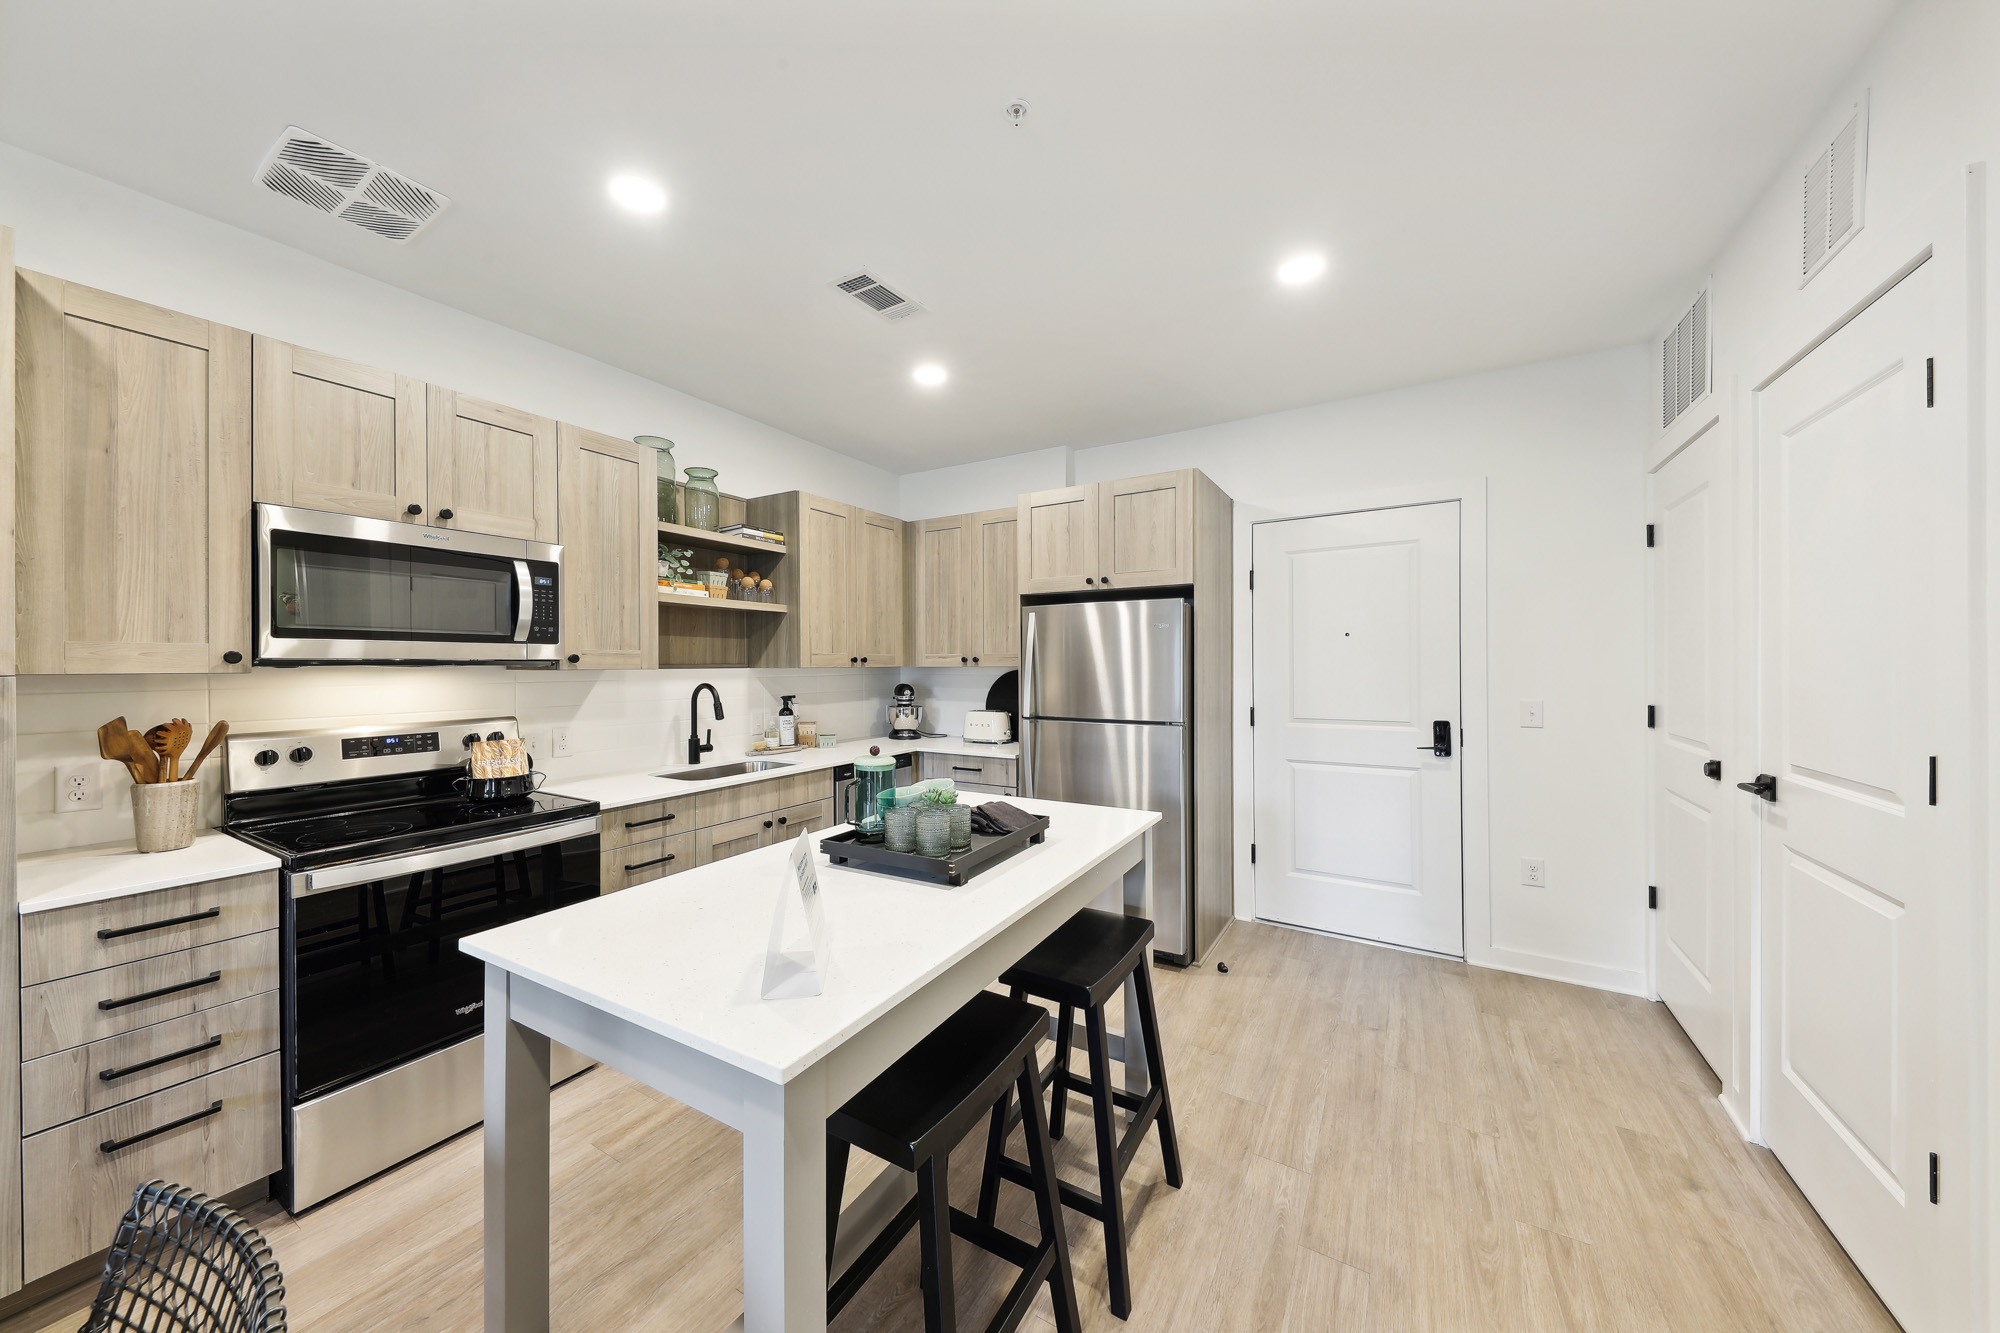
[340,732,442,760]
[223,717,518,793]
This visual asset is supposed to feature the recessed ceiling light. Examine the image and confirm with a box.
[912,363,948,388]
[1276,252,1328,286]
[607,174,667,216]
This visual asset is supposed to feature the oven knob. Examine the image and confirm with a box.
[290,747,314,764]
[254,750,279,768]
[462,732,481,749]
[487,730,505,742]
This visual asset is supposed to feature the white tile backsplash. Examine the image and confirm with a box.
[16,664,906,854]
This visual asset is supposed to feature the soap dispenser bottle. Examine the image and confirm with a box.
[777,694,797,747]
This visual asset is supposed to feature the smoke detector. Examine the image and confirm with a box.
[833,271,925,321]
[1002,98,1031,127]
[256,126,450,244]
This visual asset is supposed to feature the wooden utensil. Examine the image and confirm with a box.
[180,720,229,783]
[146,718,194,782]
[97,717,158,784]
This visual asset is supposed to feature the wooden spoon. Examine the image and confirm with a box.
[148,718,194,782]
[99,717,158,784]
[180,720,229,783]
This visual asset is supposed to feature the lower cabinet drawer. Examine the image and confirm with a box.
[600,832,694,893]
[601,797,694,851]
[697,813,768,865]
[23,991,282,1135]
[22,931,279,1060]
[768,798,836,842]
[920,753,1017,788]
[23,1051,281,1281]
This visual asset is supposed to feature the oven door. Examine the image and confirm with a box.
[282,818,600,1106]
[256,502,562,664]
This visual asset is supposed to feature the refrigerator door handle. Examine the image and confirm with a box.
[1022,610,1037,720]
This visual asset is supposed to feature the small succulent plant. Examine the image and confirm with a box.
[919,785,959,807]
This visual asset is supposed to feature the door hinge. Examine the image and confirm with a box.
[1248,569,1255,591]
[1646,523,1655,548]
[1927,358,1935,407]
[1250,843,1257,864]
[1929,755,1938,806]
[1648,885,1657,910]
[1249,706,1255,726]
[1647,705,1656,729]
[1930,1152,1940,1204]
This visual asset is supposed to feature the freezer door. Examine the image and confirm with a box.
[1022,598,1187,723]
[1023,718,1194,961]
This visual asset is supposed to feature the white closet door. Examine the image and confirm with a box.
[1755,259,1946,1332]
[1649,426,1735,1080]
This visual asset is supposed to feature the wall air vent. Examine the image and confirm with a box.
[834,271,925,320]
[1659,286,1710,431]
[257,126,450,245]
[1801,94,1867,286]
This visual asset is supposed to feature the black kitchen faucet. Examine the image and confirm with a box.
[688,682,723,764]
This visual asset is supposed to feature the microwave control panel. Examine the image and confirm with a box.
[527,561,560,644]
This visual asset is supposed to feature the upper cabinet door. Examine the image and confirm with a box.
[854,509,904,667]
[252,338,425,522]
[1098,470,1193,588]
[912,515,972,666]
[973,508,1020,667]
[800,496,854,667]
[556,424,654,671]
[16,274,252,674]
[1017,484,1098,593]
[426,388,557,542]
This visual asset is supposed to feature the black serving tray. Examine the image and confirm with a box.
[821,814,1051,887]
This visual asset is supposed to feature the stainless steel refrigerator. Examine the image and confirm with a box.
[1021,596,1204,964]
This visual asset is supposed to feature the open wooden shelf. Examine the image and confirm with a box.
[657,592,790,614]
[655,520,788,559]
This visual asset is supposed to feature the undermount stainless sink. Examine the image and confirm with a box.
[656,760,795,781]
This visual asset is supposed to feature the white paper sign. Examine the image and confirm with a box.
[761,831,829,999]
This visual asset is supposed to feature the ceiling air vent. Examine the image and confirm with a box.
[1801,94,1867,286]
[1660,287,1710,431]
[834,271,925,320]
[256,126,450,244]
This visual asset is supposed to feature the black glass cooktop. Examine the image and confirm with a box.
[223,777,598,872]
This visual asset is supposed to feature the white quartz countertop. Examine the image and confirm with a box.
[17,832,282,915]
[545,734,1020,811]
[461,796,1155,1084]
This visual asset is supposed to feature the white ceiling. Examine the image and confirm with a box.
[0,1,1895,470]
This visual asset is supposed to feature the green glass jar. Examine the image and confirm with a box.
[635,436,677,524]
[682,466,721,531]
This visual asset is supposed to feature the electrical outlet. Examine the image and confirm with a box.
[1521,858,1546,887]
[551,726,573,758]
[1520,700,1544,728]
[56,762,103,812]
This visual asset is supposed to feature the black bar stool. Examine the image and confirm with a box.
[977,908,1182,1319]
[826,990,1082,1333]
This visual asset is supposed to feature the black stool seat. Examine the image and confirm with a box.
[982,908,1182,1320]
[827,991,1080,1333]
[998,909,1155,1009]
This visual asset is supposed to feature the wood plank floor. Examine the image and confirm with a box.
[1,921,1899,1332]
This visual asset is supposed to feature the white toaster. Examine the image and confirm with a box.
[963,710,1013,743]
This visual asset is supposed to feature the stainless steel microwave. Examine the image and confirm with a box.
[255,504,563,665]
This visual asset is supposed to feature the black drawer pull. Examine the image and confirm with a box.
[97,907,221,941]
[100,1036,223,1082]
[951,766,983,773]
[99,971,222,1011]
[623,853,676,873]
[776,816,788,825]
[100,1100,223,1154]
[624,813,677,830]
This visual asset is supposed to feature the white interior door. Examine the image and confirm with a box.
[1252,502,1462,955]
[1755,260,1947,1331]
[1649,426,1735,1080]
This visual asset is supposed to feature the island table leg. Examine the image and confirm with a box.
[484,964,553,1333]
[741,1061,829,1333]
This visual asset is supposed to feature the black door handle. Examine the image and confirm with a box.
[1703,760,1722,781]
[1737,773,1777,802]
[1416,720,1452,758]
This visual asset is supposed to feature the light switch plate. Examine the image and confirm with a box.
[1519,700,1544,728]
[1521,858,1546,887]
[57,762,103,812]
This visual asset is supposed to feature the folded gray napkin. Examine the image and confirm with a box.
[969,801,1041,837]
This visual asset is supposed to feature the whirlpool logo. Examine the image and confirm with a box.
[455,1000,484,1016]
[421,532,452,543]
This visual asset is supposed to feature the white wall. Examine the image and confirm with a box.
[906,350,1653,993]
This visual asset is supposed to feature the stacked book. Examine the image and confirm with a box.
[660,580,714,599]
[719,523,786,546]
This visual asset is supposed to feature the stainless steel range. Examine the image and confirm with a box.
[219,716,600,1212]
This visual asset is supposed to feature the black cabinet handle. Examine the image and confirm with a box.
[861,657,869,664]
[1085,577,1095,586]
[850,657,859,664]
[623,853,676,873]
[961,656,968,664]
[406,503,423,516]
[98,907,220,941]
[776,816,788,825]
[972,656,979,664]
[1102,576,1112,585]
[221,651,243,665]
[762,819,774,829]
[100,1100,222,1154]
[1737,774,1778,802]
[566,654,580,664]
[1703,760,1723,781]
[624,813,676,830]
[437,508,454,520]
[100,1036,222,1082]
[99,971,222,1011]
[952,765,982,773]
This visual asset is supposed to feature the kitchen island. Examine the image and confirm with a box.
[462,794,1158,1333]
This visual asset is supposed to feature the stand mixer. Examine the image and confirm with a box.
[888,682,923,740]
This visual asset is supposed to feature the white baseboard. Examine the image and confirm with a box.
[1468,943,1650,998]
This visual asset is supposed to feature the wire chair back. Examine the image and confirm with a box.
[79,1179,286,1333]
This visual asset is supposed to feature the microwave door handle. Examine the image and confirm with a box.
[513,560,533,642]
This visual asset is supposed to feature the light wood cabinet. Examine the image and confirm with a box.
[697,813,769,866]
[557,424,655,670]
[905,506,1019,667]
[694,770,832,828]
[15,273,252,674]
[1016,470,1194,594]
[855,509,905,665]
[21,931,279,1061]
[600,832,693,892]
[21,871,276,987]
[426,386,557,542]
[746,492,904,668]
[253,337,426,523]
[600,796,694,850]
